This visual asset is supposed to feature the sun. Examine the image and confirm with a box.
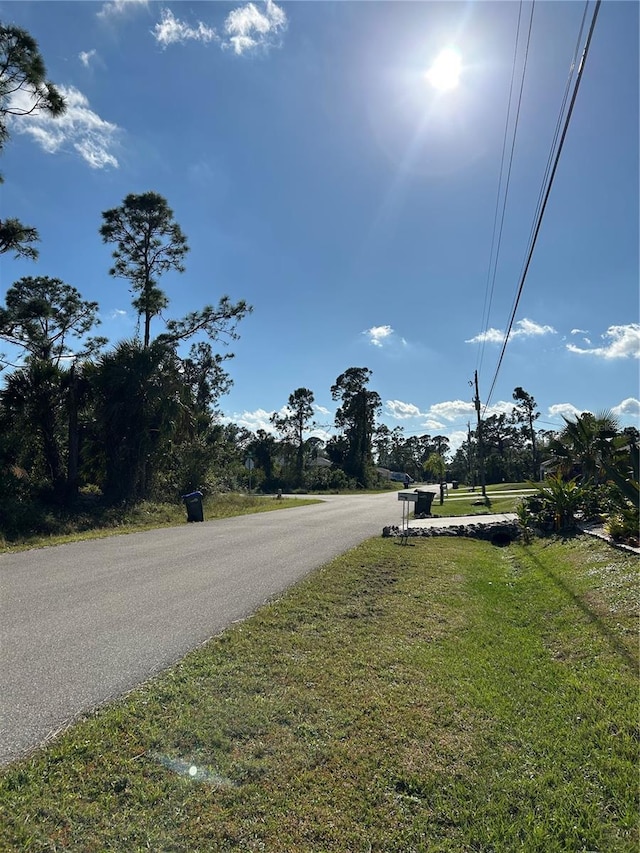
[426,48,462,91]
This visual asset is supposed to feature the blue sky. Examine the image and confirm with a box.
[2,0,638,450]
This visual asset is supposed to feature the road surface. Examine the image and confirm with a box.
[1,492,402,765]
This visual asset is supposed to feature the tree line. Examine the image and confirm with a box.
[1,23,637,544]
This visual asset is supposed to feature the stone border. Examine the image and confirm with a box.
[578,523,640,556]
[382,520,521,544]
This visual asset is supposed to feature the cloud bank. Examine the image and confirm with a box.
[566,323,640,359]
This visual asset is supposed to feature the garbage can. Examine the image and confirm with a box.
[182,490,204,522]
[452,480,459,490]
[414,488,435,516]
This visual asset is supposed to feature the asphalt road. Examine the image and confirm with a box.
[1,492,402,765]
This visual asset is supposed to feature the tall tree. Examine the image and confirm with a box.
[373,423,392,467]
[100,192,250,352]
[89,340,188,502]
[249,429,278,489]
[270,387,316,484]
[512,386,540,479]
[0,25,66,259]
[0,276,102,498]
[424,452,446,483]
[331,367,381,486]
[100,192,189,348]
[0,276,102,367]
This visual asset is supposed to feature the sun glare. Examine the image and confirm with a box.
[426,48,462,91]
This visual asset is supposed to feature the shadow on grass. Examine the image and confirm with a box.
[524,535,638,672]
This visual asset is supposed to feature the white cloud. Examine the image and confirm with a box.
[384,398,516,430]
[447,430,468,453]
[79,49,97,68]
[9,85,120,169]
[109,309,128,320]
[611,397,640,418]
[152,9,218,48]
[426,398,514,429]
[385,400,425,420]
[548,403,584,421]
[224,408,276,433]
[513,318,556,338]
[222,407,333,443]
[429,400,476,421]
[364,325,394,348]
[466,327,505,344]
[570,328,588,335]
[223,0,287,55]
[314,404,331,416]
[566,323,640,359]
[98,0,147,20]
[466,318,556,345]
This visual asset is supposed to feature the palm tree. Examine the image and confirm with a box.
[550,411,619,485]
[89,340,188,502]
[1,359,66,497]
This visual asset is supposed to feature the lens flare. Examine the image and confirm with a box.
[426,49,462,91]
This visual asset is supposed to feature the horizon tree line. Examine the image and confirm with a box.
[1,21,637,543]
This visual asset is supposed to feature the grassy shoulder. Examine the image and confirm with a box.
[428,493,524,517]
[1,535,637,852]
[0,494,321,554]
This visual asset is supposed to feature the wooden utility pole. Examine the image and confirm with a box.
[473,371,487,499]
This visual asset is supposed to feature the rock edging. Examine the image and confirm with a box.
[382,520,521,546]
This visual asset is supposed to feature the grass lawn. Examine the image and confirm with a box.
[428,493,523,517]
[0,494,321,553]
[1,534,637,852]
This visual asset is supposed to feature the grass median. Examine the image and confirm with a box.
[1,534,637,852]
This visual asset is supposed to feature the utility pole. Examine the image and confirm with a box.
[467,421,474,489]
[473,371,487,499]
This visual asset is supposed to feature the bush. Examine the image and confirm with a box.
[605,503,639,546]
[305,467,356,492]
[520,476,587,532]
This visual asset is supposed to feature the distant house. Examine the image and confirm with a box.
[308,455,332,469]
[539,459,557,481]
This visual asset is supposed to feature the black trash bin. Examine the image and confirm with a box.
[183,490,204,522]
[414,488,435,516]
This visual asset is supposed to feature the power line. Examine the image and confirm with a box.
[518,1,591,281]
[477,0,535,377]
[483,0,602,412]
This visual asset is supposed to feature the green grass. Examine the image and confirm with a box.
[430,482,533,493]
[482,481,533,492]
[428,493,522,517]
[0,494,321,554]
[1,535,637,851]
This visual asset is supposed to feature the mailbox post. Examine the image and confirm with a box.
[398,490,418,542]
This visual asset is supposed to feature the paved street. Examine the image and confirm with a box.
[1,493,403,765]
